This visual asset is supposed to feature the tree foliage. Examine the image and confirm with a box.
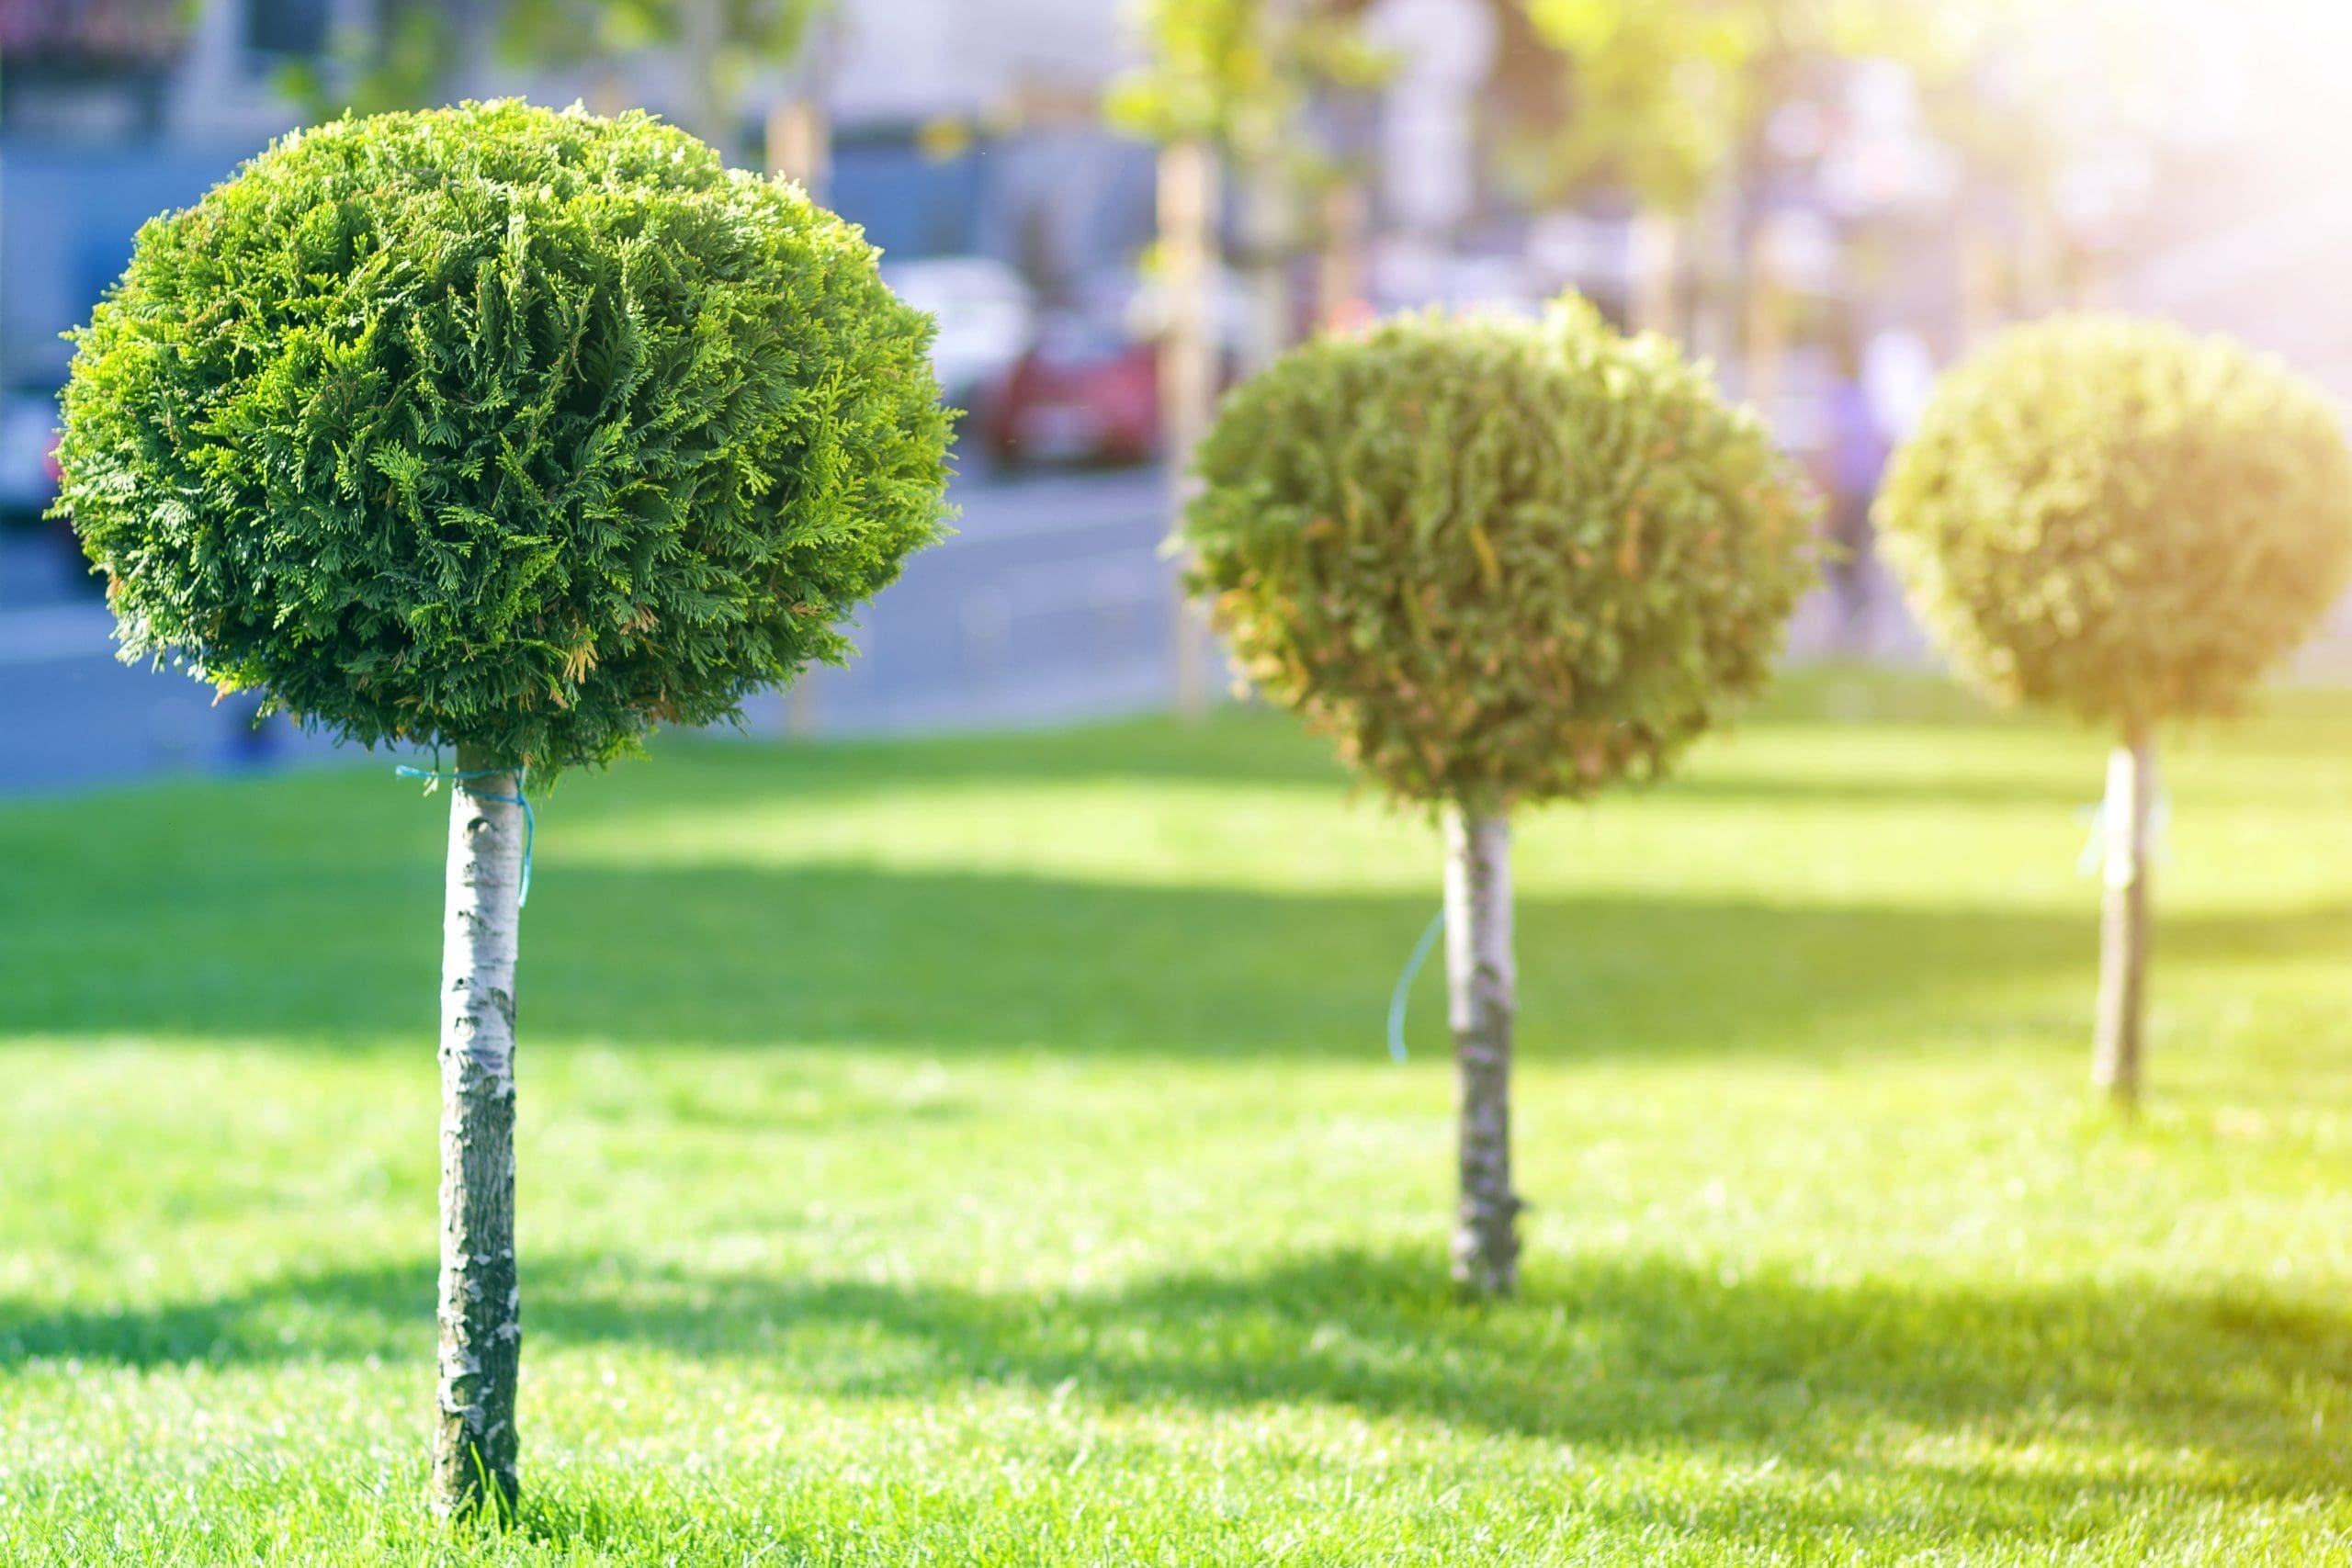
[276,0,462,122]
[1106,0,1390,170]
[1182,299,1817,812]
[1521,0,1760,211]
[55,100,952,777]
[1877,316,2352,733]
[1520,0,1974,211]
[498,0,831,150]
[504,0,823,67]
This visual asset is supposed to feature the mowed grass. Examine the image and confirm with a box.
[4,671,2352,1565]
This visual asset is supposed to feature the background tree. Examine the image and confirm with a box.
[1922,0,2178,324]
[498,0,833,164]
[1519,0,1777,340]
[275,0,464,121]
[1515,0,1978,369]
[51,101,951,1515]
[1182,299,1815,1293]
[1109,0,1392,366]
[1110,0,1391,717]
[1877,316,2352,1109]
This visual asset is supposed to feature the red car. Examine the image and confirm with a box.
[982,313,1160,468]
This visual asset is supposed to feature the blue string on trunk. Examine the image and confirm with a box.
[396,763,536,908]
[1385,907,1446,1063]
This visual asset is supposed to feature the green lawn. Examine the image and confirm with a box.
[4,671,2351,1564]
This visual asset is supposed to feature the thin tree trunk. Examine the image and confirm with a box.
[765,96,831,199]
[1159,137,1221,722]
[2091,731,2155,1111]
[1958,219,2003,349]
[1689,184,1740,371]
[769,86,831,743]
[1629,209,1679,337]
[1237,152,1292,375]
[430,748,526,1518]
[1444,807,1520,1296]
[2016,186,2064,319]
[1741,232,1786,417]
[678,0,728,153]
[1316,178,1366,333]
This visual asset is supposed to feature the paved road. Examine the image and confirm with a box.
[0,466,1179,795]
[52,460,2352,801]
[760,464,1181,737]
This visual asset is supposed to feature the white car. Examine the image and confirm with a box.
[881,257,1038,410]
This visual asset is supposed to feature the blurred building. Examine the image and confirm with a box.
[0,0,1155,512]
[6,0,2350,787]
[0,0,1184,788]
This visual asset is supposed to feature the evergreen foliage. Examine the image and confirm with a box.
[1182,299,1817,812]
[1878,316,2352,733]
[55,99,952,776]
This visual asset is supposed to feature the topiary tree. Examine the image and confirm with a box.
[1182,299,1816,1294]
[1877,315,2352,1111]
[51,100,951,1516]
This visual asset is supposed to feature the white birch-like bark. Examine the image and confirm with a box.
[430,748,525,1517]
[2091,733,2155,1110]
[1445,807,1521,1295]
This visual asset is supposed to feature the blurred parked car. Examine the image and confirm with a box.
[1119,264,1254,349]
[982,310,1160,468]
[880,256,1037,412]
[982,265,1269,468]
[0,391,62,524]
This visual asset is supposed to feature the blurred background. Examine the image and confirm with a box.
[5,0,2349,791]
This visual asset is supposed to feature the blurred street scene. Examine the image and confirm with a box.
[6,0,2352,790]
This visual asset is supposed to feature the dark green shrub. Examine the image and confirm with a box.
[1878,314,2352,1107]
[1182,299,1816,1293]
[51,100,952,1517]
[56,99,952,774]
[1183,299,1817,816]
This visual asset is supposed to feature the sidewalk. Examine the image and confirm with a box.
[0,466,1183,794]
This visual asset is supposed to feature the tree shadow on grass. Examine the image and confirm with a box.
[6,1247,2345,1502]
[639,720,2112,810]
[8,855,2352,1060]
[635,703,2175,813]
